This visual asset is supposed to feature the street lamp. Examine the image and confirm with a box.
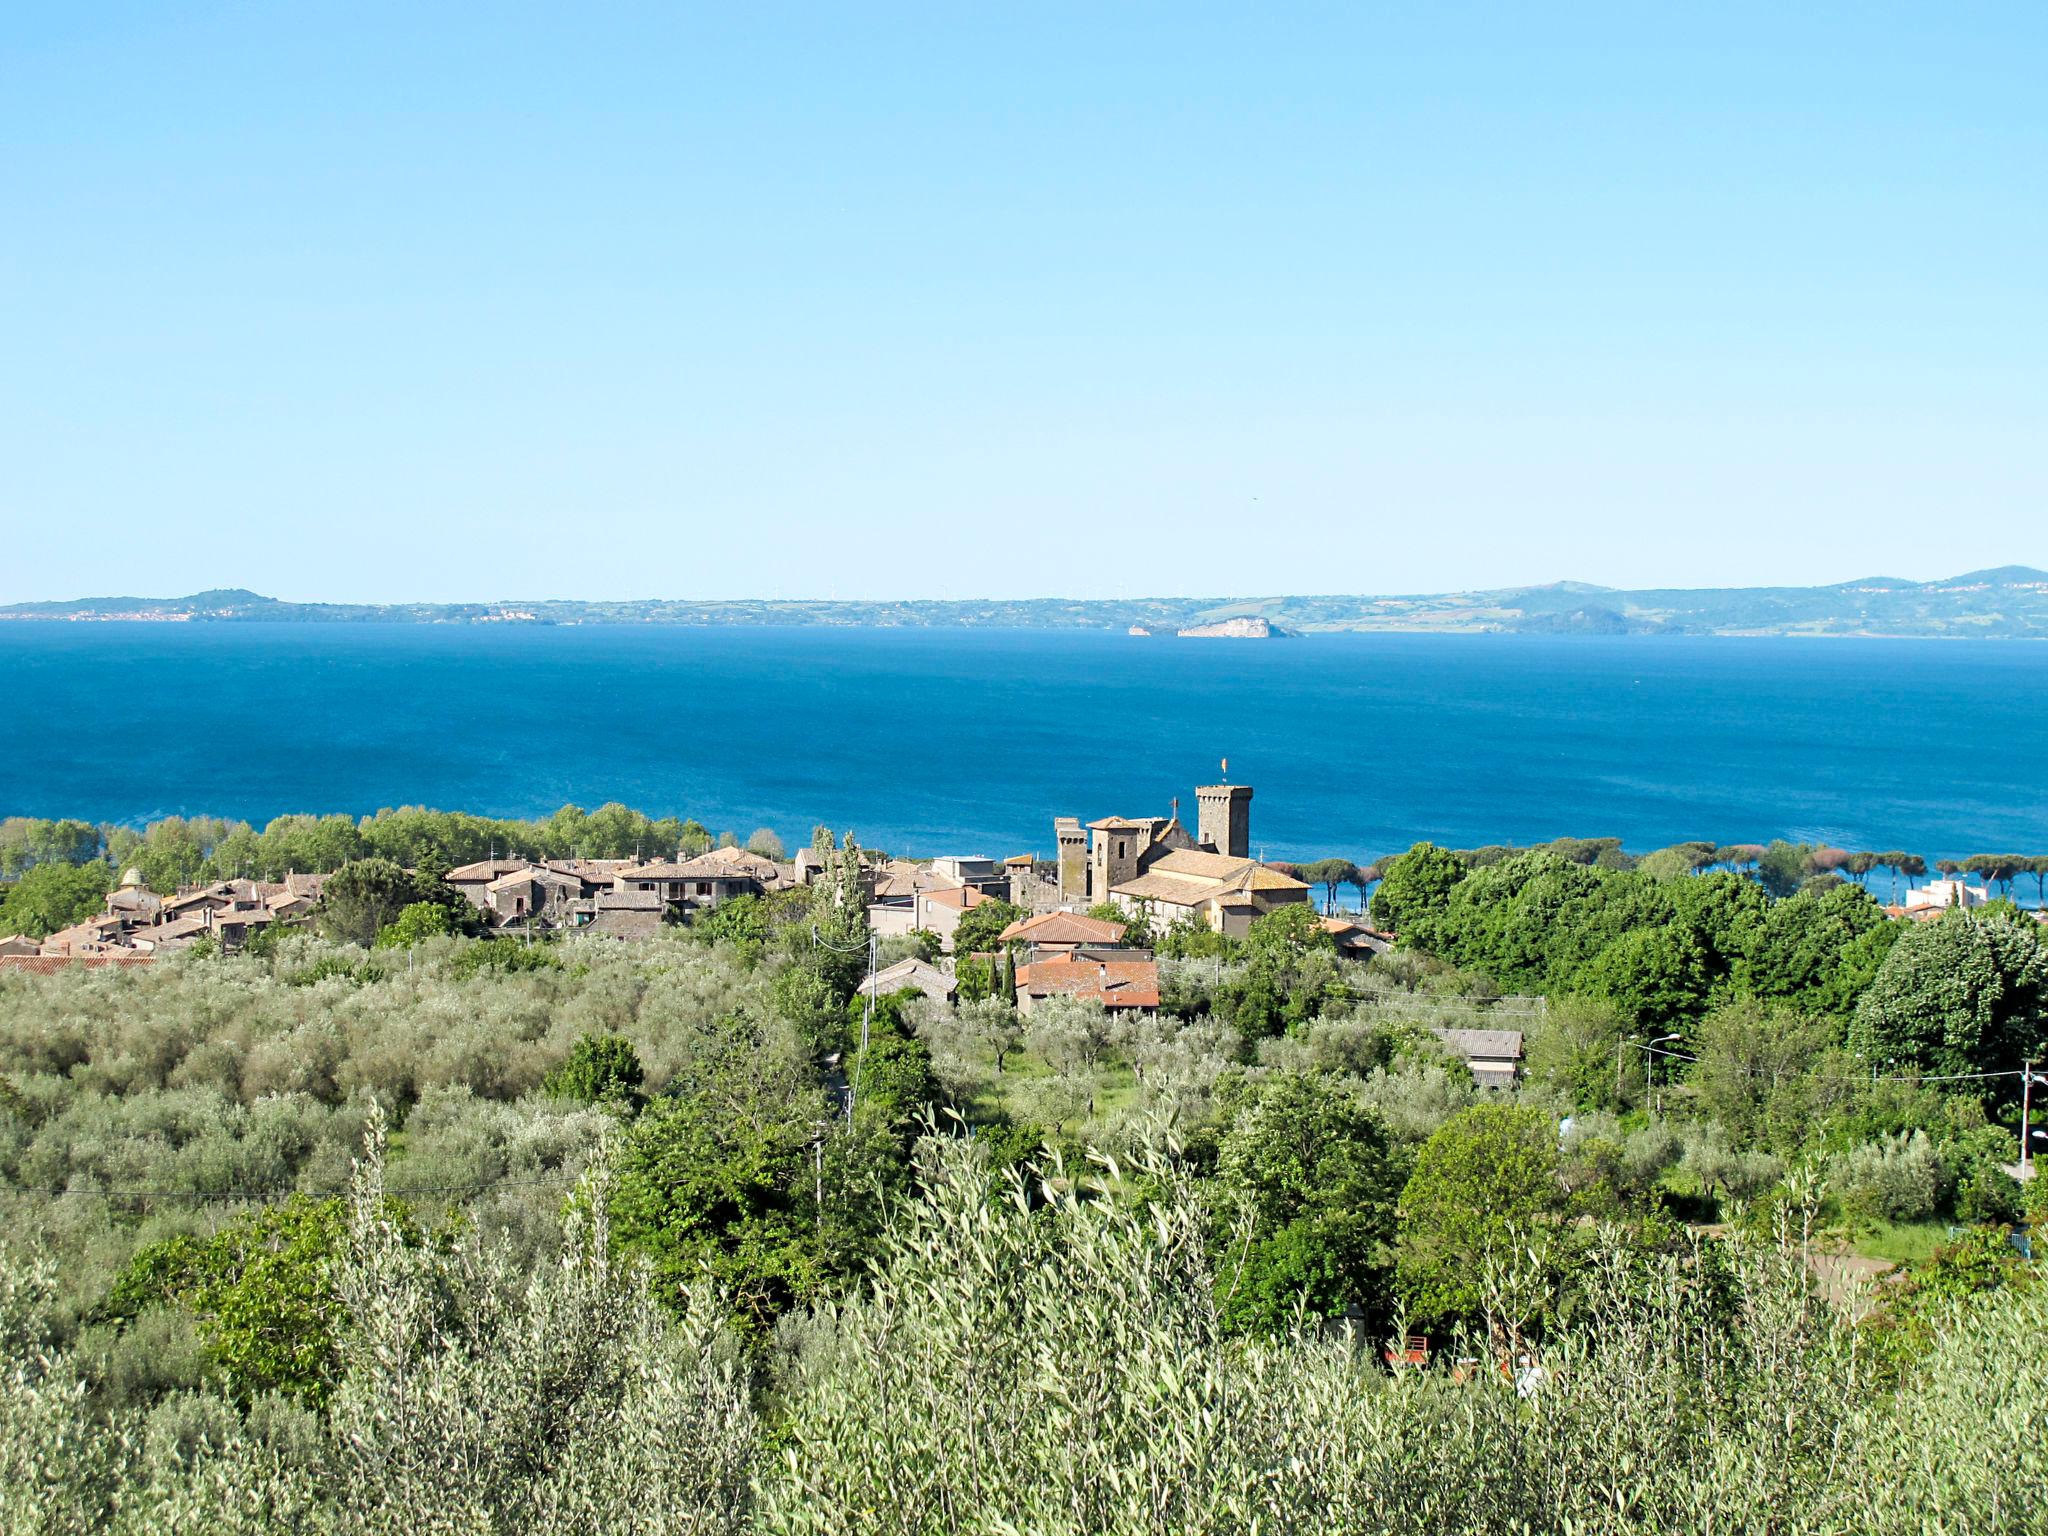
[1616,1033,1683,1114]
[1644,1033,1682,1115]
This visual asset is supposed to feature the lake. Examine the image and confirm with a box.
[3,623,2045,865]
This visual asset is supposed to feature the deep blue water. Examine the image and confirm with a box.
[3,623,2046,865]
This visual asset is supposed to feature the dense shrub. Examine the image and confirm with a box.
[1829,1131,1947,1224]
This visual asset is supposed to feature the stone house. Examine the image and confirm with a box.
[997,910,1129,953]
[1014,953,1160,1015]
[1433,1029,1525,1089]
[857,956,958,1005]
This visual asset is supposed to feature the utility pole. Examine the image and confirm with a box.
[2024,1058,2040,1184]
[849,928,877,1124]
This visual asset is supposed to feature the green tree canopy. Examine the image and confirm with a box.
[1583,925,1709,1030]
[700,892,771,958]
[1212,1073,1401,1337]
[319,858,455,948]
[1299,857,1363,911]
[544,1033,647,1110]
[1396,1104,1567,1327]
[0,859,115,939]
[610,1076,826,1335]
[373,899,456,948]
[109,1194,365,1406]
[0,816,102,876]
[1369,842,1466,936]
[951,897,1027,958]
[1849,910,2047,1079]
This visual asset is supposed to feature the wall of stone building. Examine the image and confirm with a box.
[1195,785,1253,859]
[867,902,917,938]
[1217,903,1257,940]
[1055,818,1088,902]
[1011,868,1063,913]
[1089,830,1141,905]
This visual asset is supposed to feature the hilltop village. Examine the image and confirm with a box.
[4,776,1455,1044]
[9,772,2036,1098]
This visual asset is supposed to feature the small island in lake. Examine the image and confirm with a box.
[1177,617,1284,639]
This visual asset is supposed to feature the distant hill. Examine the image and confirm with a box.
[5,567,2047,637]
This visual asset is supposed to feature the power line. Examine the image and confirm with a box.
[1637,1041,2035,1086]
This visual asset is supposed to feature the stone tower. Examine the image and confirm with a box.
[1195,781,1252,859]
[1088,820,1144,902]
[1054,817,1087,901]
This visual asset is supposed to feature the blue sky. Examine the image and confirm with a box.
[2,3,2042,603]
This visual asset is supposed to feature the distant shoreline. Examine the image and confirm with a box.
[0,618,2038,643]
[5,567,2047,639]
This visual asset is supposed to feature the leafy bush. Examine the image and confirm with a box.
[1830,1131,1946,1224]
[373,901,455,948]
[544,1034,646,1109]
[448,937,563,979]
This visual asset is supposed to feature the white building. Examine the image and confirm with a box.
[1903,878,1990,911]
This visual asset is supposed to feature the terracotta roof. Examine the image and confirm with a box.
[1085,816,1151,831]
[1109,872,1220,907]
[1016,954,1159,1010]
[164,886,233,913]
[1435,1028,1525,1061]
[1145,848,1255,881]
[41,921,122,953]
[1237,864,1310,893]
[998,911,1127,945]
[593,889,667,911]
[618,858,744,881]
[448,859,531,882]
[920,885,992,911]
[857,957,957,1000]
[146,914,213,942]
[703,846,780,876]
[1321,916,1394,952]
[580,908,664,938]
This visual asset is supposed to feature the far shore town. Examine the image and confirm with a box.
[2,774,2024,1090]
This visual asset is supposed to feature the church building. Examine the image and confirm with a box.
[1052,770,1309,938]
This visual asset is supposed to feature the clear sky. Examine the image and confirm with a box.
[3,3,2042,603]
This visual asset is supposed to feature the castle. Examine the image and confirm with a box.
[1052,768,1309,938]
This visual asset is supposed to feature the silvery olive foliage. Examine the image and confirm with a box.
[3,1119,2046,1533]
[2,1110,757,1536]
